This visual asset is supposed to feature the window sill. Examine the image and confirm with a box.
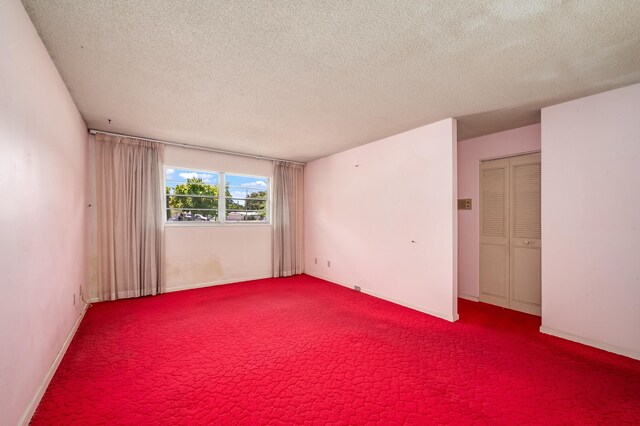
[164,222,272,228]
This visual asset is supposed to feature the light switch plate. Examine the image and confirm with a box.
[458,199,472,210]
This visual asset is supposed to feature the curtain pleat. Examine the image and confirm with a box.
[272,161,304,277]
[95,134,165,300]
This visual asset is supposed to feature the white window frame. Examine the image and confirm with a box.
[164,166,271,227]
[222,172,271,225]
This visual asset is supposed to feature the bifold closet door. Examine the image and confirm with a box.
[479,153,541,316]
[509,153,541,315]
[479,158,510,308]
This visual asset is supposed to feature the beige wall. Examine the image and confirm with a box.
[164,147,273,290]
[87,141,274,299]
[0,1,89,424]
[304,119,458,321]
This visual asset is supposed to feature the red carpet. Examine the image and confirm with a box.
[32,275,640,424]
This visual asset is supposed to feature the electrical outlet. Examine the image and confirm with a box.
[327,260,331,267]
[314,258,317,264]
[354,285,361,292]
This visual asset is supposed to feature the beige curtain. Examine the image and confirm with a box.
[95,134,165,300]
[272,161,304,277]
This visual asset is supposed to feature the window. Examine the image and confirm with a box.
[225,174,269,222]
[164,167,269,224]
[165,168,219,222]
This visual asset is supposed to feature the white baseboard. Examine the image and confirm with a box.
[305,272,458,322]
[88,275,274,302]
[458,293,479,302]
[364,288,459,322]
[165,274,273,293]
[20,303,89,426]
[540,326,640,361]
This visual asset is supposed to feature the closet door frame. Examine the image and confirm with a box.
[479,150,541,315]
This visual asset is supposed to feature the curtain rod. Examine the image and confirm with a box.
[88,129,306,165]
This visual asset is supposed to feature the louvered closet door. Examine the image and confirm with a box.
[509,153,541,315]
[479,158,510,308]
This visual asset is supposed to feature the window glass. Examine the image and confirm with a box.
[164,168,269,224]
[165,168,219,222]
[225,174,269,222]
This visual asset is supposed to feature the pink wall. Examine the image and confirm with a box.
[0,1,89,424]
[541,83,640,359]
[457,124,541,299]
[305,118,458,321]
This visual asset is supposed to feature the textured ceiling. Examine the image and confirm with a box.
[21,0,640,162]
